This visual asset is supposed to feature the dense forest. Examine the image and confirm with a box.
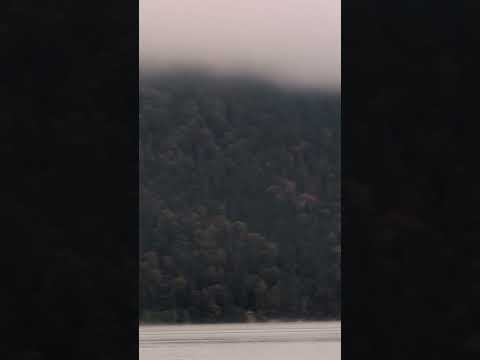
[140,72,340,323]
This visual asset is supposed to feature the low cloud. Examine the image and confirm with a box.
[140,0,340,89]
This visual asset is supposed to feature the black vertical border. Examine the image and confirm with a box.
[3,1,139,359]
[342,1,478,359]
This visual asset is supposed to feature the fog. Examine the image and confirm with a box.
[140,0,340,90]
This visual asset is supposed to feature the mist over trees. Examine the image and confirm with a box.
[140,72,340,323]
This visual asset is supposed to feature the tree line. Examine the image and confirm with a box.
[140,72,340,323]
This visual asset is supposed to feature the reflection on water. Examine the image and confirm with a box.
[140,321,340,360]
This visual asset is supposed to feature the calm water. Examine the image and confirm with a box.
[140,321,341,360]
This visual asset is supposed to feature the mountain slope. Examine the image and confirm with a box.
[140,73,340,323]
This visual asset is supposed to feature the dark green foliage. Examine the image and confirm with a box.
[140,73,340,323]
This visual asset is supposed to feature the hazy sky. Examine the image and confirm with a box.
[140,0,340,89]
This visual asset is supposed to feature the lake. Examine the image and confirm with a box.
[140,321,341,360]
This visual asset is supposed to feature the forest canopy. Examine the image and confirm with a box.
[140,72,340,323]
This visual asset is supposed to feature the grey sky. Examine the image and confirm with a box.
[140,0,340,89]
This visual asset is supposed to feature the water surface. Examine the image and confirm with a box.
[140,321,340,360]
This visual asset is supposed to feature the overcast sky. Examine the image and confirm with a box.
[140,0,340,89]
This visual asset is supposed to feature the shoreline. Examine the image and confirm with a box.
[139,319,341,327]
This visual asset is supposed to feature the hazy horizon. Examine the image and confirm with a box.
[140,0,340,90]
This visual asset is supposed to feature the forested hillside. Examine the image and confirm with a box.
[140,72,340,323]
